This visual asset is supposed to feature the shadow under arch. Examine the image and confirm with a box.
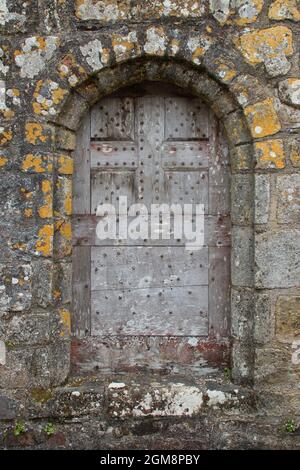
[54,56,255,386]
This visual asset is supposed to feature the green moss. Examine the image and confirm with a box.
[223,367,232,380]
[284,419,297,434]
[30,388,53,403]
[43,422,55,436]
[13,421,26,437]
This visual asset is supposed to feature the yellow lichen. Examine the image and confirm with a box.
[36,224,53,256]
[269,0,300,21]
[255,139,285,169]
[25,123,48,145]
[0,128,12,145]
[170,38,180,56]
[64,180,72,215]
[21,154,53,173]
[59,308,71,336]
[290,145,300,167]
[57,53,87,86]
[0,155,8,167]
[55,219,72,256]
[53,289,61,300]
[245,98,281,138]
[59,220,71,240]
[187,36,213,64]
[38,179,53,219]
[238,26,293,64]
[215,63,237,83]
[33,80,67,115]
[112,32,138,62]
[58,155,73,175]
[24,208,33,218]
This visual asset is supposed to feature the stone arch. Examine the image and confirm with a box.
[45,54,281,386]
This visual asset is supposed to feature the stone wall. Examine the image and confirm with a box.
[0,0,300,449]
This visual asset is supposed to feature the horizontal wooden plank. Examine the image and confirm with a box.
[90,141,138,169]
[91,285,208,336]
[71,336,230,376]
[91,246,208,290]
[72,214,231,247]
[162,141,209,169]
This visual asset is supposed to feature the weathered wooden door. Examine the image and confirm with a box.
[72,84,230,375]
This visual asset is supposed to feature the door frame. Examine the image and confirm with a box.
[52,58,255,385]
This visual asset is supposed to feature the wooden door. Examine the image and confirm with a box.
[72,84,231,375]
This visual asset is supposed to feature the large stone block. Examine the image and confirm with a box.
[237,26,293,77]
[32,259,53,308]
[255,344,300,384]
[286,136,300,167]
[276,295,300,342]
[230,144,254,171]
[231,227,254,287]
[276,174,300,224]
[254,292,272,344]
[231,288,254,341]
[0,313,51,347]
[255,230,300,288]
[53,262,72,305]
[0,264,32,315]
[255,174,270,224]
[231,174,254,225]
[0,341,70,389]
[231,340,254,384]
[279,78,300,109]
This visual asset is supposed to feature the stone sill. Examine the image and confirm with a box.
[0,373,256,421]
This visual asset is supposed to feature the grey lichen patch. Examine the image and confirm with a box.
[209,0,263,25]
[80,39,109,71]
[144,27,167,56]
[109,382,204,417]
[0,46,9,76]
[187,35,213,64]
[0,0,26,27]
[15,36,59,79]
[237,26,293,77]
[209,0,230,24]
[112,31,139,62]
[0,339,6,365]
[0,264,32,315]
[75,0,131,22]
[278,79,300,109]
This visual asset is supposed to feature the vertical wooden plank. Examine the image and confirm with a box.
[209,118,231,216]
[72,246,91,337]
[72,113,91,214]
[165,97,209,140]
[208,246,230,338]
[91,97,134,140]
[136,96,165,208]
[208,112,231,338]
[72,113,91,337]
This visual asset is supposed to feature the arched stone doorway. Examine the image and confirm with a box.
[71,81,231,376]
[52,58,256,386]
